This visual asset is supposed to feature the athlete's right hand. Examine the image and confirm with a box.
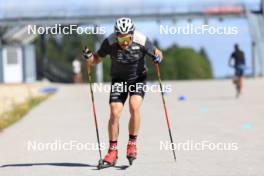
[82,46,93,60]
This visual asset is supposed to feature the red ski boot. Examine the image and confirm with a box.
[103,148,118,166]
[127,141,137,165]
[98,142,118,169]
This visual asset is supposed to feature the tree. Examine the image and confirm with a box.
[34,34,213,82]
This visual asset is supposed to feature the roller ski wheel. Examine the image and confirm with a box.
[127,155,135,166]
[127,143,137,165]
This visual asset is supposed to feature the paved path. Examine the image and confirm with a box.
[1,79,264,176]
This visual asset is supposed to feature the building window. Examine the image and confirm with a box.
[7,49,18,65]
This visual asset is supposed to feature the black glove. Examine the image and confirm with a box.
[83,46,93,60]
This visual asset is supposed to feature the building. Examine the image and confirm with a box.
[0,44,36,83]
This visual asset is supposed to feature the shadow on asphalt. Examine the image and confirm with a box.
[114,165,130,170]
[91,165,130,170]
[0,162,95,168]
[0,162,130,170]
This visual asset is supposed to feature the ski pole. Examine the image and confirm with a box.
[86,61,103,165]
[154,62,176,162]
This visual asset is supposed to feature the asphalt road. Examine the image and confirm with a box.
[1,79,264,176]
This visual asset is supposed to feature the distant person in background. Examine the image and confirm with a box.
[229,44,246,95]
[72,57,83,83]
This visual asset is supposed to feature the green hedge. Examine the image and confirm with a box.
[35,34,213,82]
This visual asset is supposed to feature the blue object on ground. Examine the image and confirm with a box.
[178,96,186,102]
[39,87,58,94]
[200,107,209,113]
[242,123,252,129]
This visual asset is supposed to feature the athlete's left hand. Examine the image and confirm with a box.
[153,49,163,64]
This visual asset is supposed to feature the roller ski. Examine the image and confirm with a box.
[127,141,137,165]
[98,148,118,169]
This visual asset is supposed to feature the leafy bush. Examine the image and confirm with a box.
[35,34,213,82]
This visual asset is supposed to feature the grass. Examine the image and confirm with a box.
[0,94,53,131]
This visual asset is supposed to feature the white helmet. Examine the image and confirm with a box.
[115,17,135,34]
